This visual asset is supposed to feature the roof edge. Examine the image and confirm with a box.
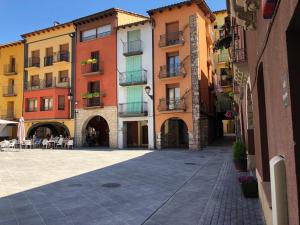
[0,40,24,48]
[117,19,151,30]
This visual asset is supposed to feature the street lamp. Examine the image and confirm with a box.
[67,91,73,100]
[145,86,153,99]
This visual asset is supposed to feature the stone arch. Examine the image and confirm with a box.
[160,117,189,149]
[75,107,118,148]
[27,122,70,138]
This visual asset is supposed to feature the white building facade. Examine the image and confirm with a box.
[117,20,154,149]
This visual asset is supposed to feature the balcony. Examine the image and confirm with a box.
[44,56,53,67]
[232,48,247,63]
[158,98,186,112]
[54,51,70,63]
[27,57,40,68]
[2,86,16,97]
[159,31,184,48]
[81,61,103,76]
[218,52,229,63]
[159,63,186,79]
[4,64,17,75]
[25,77,69,91]
[119,70,147,86]
[119,102,148,117]
[0,113,16,121]
[123,40,143,56]
[83,97,103,108]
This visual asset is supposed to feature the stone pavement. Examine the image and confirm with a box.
[0,145,265,225]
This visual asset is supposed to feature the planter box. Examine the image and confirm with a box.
[234,159,247,172]
[240,181,258,198]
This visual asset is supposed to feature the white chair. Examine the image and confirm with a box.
[42,139,49,149]
[56,138,64,149]
[9,140,17,149]
[24,140,32,149]
[67,140,73,149]
[0,141,9,150]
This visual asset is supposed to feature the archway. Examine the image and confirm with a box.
[160,118,189,149]
[85,116,109,147]
[27,122,70,138]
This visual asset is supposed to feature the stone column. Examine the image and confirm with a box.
[156,132,162,149]
[189,14,201,150]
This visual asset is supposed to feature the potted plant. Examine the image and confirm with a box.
[92,92,100,98]
[82,93,88,99]
[81,60,88,65]
[232,140,247,171]
[87,93,94,99]
[238,176,258,198]
[87,58,97,64]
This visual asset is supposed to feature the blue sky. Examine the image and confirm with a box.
[0,0,226,44]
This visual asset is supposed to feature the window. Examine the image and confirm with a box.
[41,97,53,111]
[10,57,16,73]
[45,73,53,87]
[45,47,53,66]
[91,51,99,72]
[81,25,112,42]
[167,85,180,110]
[59,70,69,83]
[88,81,100,92]
[166,22,179,43]
[97,24,111,37]
[27,99,37,112]
[167,53,180,76]
[82,29,97,41]
[58,95,65,110]
[31,50,40,66]
[31,75,40,87]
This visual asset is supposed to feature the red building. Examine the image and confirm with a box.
[73,9,147,148]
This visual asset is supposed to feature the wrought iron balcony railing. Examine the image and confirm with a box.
[2,86,16,97]
[159,31,184,48]
[54,51,70,63]
[83,97,103,108]
[25,77,69,91]
[0,114,16,121]
[158,98,186,112]
[123,40,143,56]
[27,57,40,68]
[119,102,148,117]
[44,56,53,66]
[218,52,229,63]
[232,48,247,63]
[159,63,186,79]
[4,64,17,75]
[81,61,103,75]
[119,70,147,86]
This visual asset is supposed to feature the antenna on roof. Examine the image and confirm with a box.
[53,21,60,26]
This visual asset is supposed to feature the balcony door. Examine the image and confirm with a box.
[127,30,141,52]
[126,55,142,83]
[167,53,179,76]
[7,102,14,119]
[87,81,100,106]
[45,73,53,88]
[8,79,14,95]
[126,86,142,113]
[166,22,179,44]
[91,51,99,72]
[167,86,180,110]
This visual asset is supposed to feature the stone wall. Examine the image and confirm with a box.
[189,14,201,150]
[75,106,118,148]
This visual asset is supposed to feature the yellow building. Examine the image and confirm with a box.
[0,41,24,139]
[213,10,235,134]
[21,22,75,138]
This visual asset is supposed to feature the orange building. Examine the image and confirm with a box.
[73,8,147,148]
[148,0,215,149]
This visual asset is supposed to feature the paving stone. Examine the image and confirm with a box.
[0,145,265,225]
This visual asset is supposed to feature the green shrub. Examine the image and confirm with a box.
[233,140,247,161]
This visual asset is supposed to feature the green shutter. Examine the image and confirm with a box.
[126,86,143,113]
[128,30,141,53]
[126,55,142,83]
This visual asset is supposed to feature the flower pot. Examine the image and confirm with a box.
[240,181,258,198]
[234,159,247,172]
